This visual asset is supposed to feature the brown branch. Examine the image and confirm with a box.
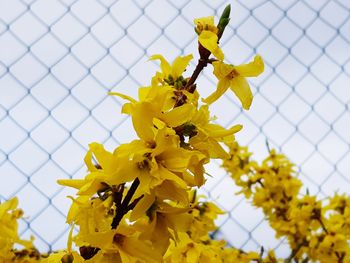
[184,48,211,90]
[109,7,231,232]
[285,241,305,263]
[127,194,144,210]
[317,217,328,234]
[111,178,141,229]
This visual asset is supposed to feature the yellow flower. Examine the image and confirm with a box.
[150,54,193,87]
[194,16,224,60]
[164,232,232,263]
[188,105,242,159]
[113,126,207,193]
[223,247,260,263]
[132,196,194,255]
[76,225,163,263]
[41,226,84,263]
[57,143,118,196]
[110,86,195,142]
[203,55,264,109]
[189,199,225,241]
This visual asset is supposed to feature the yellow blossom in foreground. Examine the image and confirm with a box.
[8,6,350,263]
[164,232,224,263]
[188,105,242,159]
[110,86,196,142]
[194,16,224,60]
[76,223,162,263]
[41,226,84,263]
[222,247,260,263]
[203,55,264,109]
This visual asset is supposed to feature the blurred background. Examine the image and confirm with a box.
[0,0,349,257]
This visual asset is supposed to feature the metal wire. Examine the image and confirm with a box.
[0,0,349,255]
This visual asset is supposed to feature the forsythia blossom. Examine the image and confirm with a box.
[223,142,350,262]
[194,16,224,61]
[1,5,349,263]
[203,55,264,109]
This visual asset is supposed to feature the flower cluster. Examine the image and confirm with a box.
[1,4,348,263]
[0,197,39,263]
[223,142,350,262]
[47,5,264,262]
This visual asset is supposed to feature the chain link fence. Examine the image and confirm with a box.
[0,0,349,256]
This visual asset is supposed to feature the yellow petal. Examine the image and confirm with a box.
[234,55,264,77]
[149,54,171,77]
[212,61,233,79]
[57,179,85,190]
[78,178,104,196]
[108,92,137,103]
[198,31,224,60]
[72,252,85,263]
[67,224,74,252]
[165,212,192,232]
[191,105,210,126]
[194,16,215,27]
[155,180,189,205]
[66,196,89,223]
[206,124,242,138]
[114,139,147,157]
[121,236,163,263]
[162,104,195,127]
[144,215,170,255]
[202,78,230,104]
[106,158,139,186]
[88,143,114,171]
[211,48,224,61]
[138,86,151,101]
[157,202,189,214]
[229,76,253,110]
[152,118,167,130]
[0,197,18,218]
[129,193,155,221]
[187,247,200,263]
[78,231,114,249]
[84,150,98,172]
[121,102,133,115]
[190,136,229,159]
[171,54,193,78]
[118,250,137,263]
[132,102,156,141]
[229,124,243,133]
[41,251,66,263]
[89,251,122,263]
[157,164,187,189]
[137,169,156,195]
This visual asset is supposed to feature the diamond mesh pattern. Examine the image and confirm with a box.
[0,0,349,255]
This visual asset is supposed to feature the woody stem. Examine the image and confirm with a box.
[185,47,211,91]
[111,178,140,229]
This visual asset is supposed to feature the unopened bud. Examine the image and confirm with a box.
[218,4,231,36]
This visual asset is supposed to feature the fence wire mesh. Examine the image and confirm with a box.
[0,0,349,256]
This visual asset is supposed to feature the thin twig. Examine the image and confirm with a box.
[111,178,140,229]
[285,242,305,263]
[317,218,328,234]
[185,51,211,90]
